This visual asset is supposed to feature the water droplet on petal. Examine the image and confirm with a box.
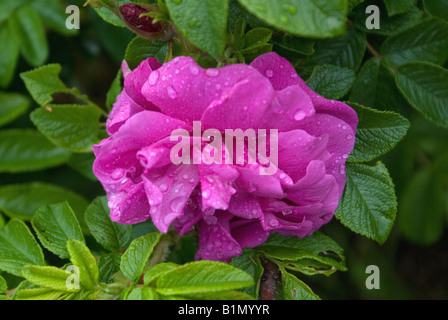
[282,209,292,216]
[342,154,349,159]
[202,190,210,199]
[189,64,199,75]
[346,134,354,140]
[111,168,125,180]
[265,69,274,78]
[294,110,306,121]
[339,165,346,175]
[205,68,219,77]
[148,70,159,86]
[159,184,168,192]
[167,85,177,99]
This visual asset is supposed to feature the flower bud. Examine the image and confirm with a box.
[119,3,163,37]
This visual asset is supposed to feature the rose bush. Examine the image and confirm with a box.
[93,52,358,262]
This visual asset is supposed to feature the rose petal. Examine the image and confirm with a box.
[142,56,262,125]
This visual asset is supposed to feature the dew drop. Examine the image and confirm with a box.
[294,110,306,121]
[265,69,274,78]
[111,168,125,180]
[282,209,292,216]
[205,68,220,77]
[346,134,354,140]
[148,70,159,86]
[167,85,177,99]
[342,154,349,159]
[202,190,211,199]
[159,184,168,192]
[189,64,199,75]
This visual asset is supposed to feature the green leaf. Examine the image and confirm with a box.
[67,239,99,289]
[423,0,448,21]
[0,275,7,293]
[143,262,179,285]
[179,290,256,300]
[398,169,445,245]
[0,21,19,88]
[383,0,416,16]
[31,0,78,36]
[21,265,78,292]
[382,18,448,67]
[243,27,272,49]
[9,5,49,67]
[98,253,122,283]
[14,287,65,300]
[347,103,410,162]
[336,162,397,244]
[230,249,263,298]
[281,268,320,300]
[0,93,30,127]
[156,260,254,295]
[0,182,88,221]
[165,0,229,57]
[85,196,132,252]
[120,232,163,282]
[94,7,127,28]
[349,57,407,112]
[32,202,84,259]
[395,62,448,129]
[273,34,315,56]
[21,64,68,106]
[106,68,122,111]
[311,25,366,71]
[306,65,355,100]
[0,129,70,173]
[30,104,101,153]
[20,64,91,107]
[0,219,45,277]
[124,37,167,69]
[238,0,347,38]
[0,0,29,24]
[127,287,158,300]
[258,232,346,275]
[67,153,97,181]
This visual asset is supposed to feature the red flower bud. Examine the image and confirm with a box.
[120,3,163,35]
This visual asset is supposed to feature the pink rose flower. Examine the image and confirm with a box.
[93,52,358,262]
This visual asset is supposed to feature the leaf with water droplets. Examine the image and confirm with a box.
[238,0,348,38]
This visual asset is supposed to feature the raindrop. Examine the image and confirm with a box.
[148,70,159,86]
[205,68,220,77]
[282,209,292,215]
[111,168,125,180]
[294,110,306,121]
[269,219,279,228]
[159,184,168,192]
[167,85,177,99]
[189,64,199,75]
[265,69,274,78]
[346,134,354,140]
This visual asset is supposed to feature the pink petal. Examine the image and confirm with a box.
[143,163,199,233]
[251,52,358,132]
[141,56,262,125]
[277,130,332,182]
[108,181,151,224]
[195,219,242,262]
[230,219,270,248]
